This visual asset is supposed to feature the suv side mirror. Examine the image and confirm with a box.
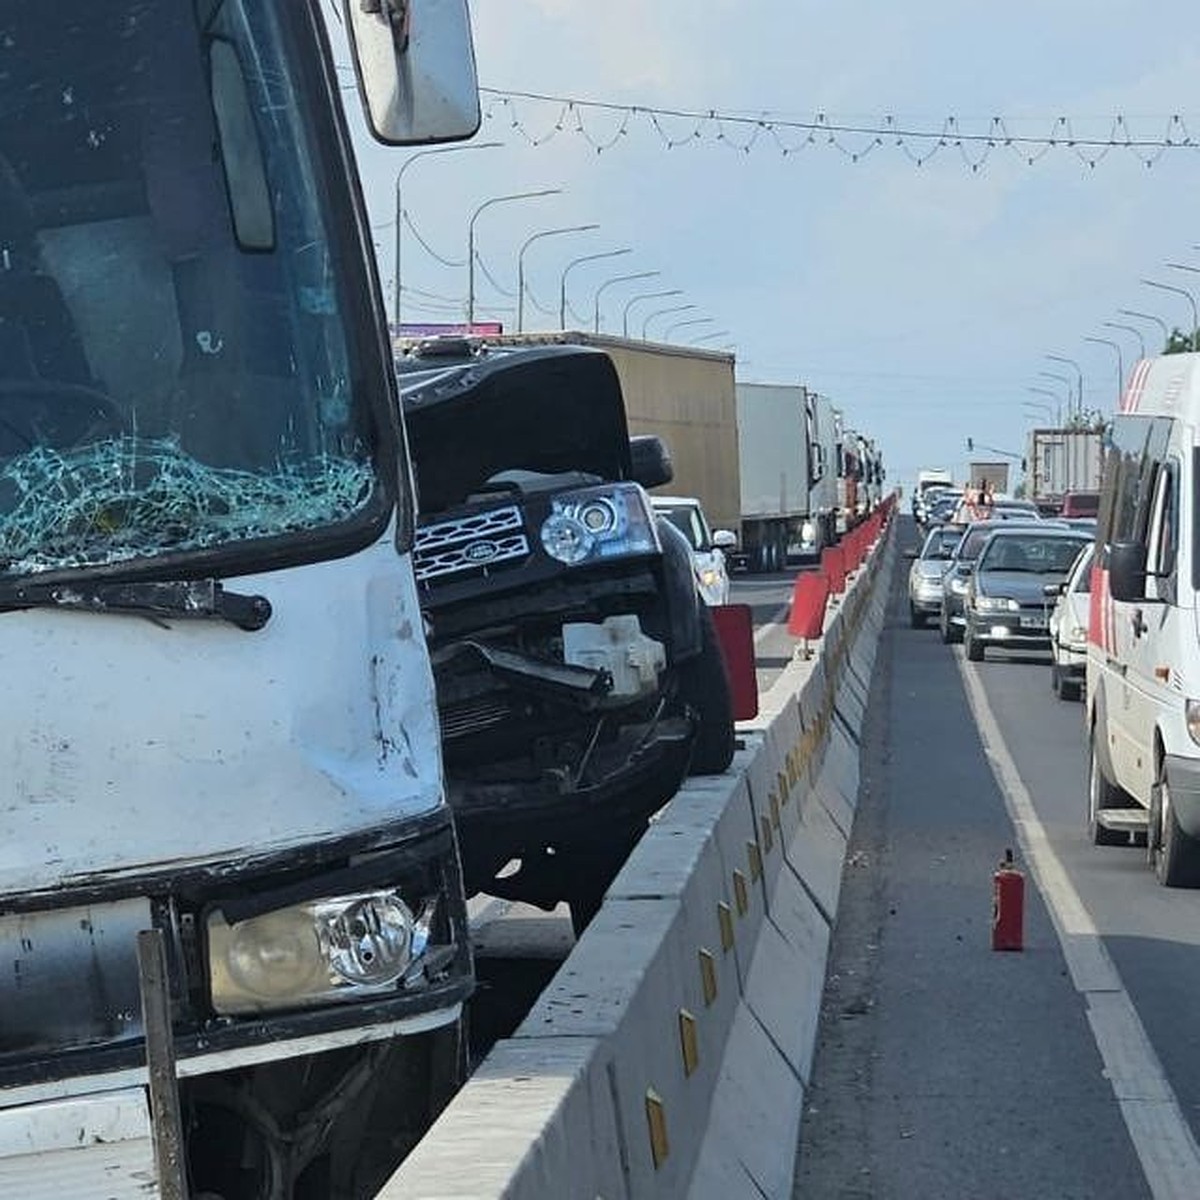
[1109,541,1147,602]
[712,529,738,551]
[630,435,673,489]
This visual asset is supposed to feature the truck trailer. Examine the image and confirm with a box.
[1025,428,1104,514]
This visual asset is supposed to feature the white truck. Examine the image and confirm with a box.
[735,381,825,568]
[1026,427,1104,514]
[0,3,480,1197]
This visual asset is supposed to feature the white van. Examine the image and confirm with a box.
[1088,352,1200,886]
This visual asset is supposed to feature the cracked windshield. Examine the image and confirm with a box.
[0,3,372,575]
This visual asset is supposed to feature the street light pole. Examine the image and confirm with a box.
[1117,308,1171,352]
[642,303,695,340]
[393,141,503,335]
[1084,336,1124,405]
[1101,320,1145,360]
[1143,276,1199,352]
[516,223,599,332]
[592,271,660,333]
[467,188,561,326]
[622,289,682,337]
[663,316,714,341]
[1027,387,1063,426]
[559,249,631,329]
[1045,354,1083,419]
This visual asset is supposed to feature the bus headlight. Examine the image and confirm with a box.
[208,890,434,1014]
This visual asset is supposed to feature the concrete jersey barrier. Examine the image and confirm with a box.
[381,512,898,1199]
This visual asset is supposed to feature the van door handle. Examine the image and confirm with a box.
[1132,608,1148,639]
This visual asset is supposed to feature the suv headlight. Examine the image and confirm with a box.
[974,596,1017,613]
[949,576,969,595]
[208,890,437,1015]
[541,483,659,566]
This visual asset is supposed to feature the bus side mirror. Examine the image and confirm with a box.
[1108,541,1147,602]
[343,0,481,145]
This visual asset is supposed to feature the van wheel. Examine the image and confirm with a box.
[680,604,735,776]
[1088,738,1130,847]
[1152,766,1200,887]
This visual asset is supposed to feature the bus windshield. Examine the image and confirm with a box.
[0,2,388,577]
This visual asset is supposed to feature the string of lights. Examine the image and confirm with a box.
[480,88,1199,170]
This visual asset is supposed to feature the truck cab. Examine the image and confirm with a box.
[0,4,479,1196]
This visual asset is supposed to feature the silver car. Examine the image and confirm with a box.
[908,525,963,628]
[1048,542,1094,700]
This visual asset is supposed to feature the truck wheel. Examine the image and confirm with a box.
[1152,766,1200,887]
[680,604,736,776]
[1088,738,1129,847]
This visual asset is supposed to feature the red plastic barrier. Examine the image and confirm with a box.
[787,570,831,640]
[711,603,759,721]
[821,545,846,595]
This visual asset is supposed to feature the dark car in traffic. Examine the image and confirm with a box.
[962,526,1094,662]
[938,519,1046,643]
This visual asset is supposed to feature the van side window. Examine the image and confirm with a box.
[1147,460,1178,591]
[1098,416,1171,553]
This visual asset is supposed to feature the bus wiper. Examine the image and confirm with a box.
[0,578,272,631]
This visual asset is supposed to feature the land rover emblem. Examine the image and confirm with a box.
[464,540,500,563]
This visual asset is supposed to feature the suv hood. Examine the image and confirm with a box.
[399,345,632,514]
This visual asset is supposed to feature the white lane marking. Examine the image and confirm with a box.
[958,652,1200,1200]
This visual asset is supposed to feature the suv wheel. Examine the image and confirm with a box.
[680,604,736,775]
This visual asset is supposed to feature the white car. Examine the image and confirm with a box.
[652,496,735,606]
[1048,542,1093,701]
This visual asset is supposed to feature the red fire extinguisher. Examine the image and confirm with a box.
[992,848,1024,952]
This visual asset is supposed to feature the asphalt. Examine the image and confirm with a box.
[793,519,1149,1200]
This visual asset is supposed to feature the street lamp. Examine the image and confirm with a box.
[622,289,682,337]
[642,304,695,340]
[1045,354,1083,418]
[467,188,561,325]
[516,223,599,332]
[592,271,660,334]
[559,249,631,329]
[1143,276,1199,351]
[1166,264,1200,349]
[1101,320,1145,359]
[663,316,714,341]
[1038,371,1074,409]
[393,140,503,334]
[1084,336,1124,404]
[1026,387,1062,425]
[1118,308,1171,352]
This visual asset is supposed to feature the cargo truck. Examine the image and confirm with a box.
[1025,428,1104,514]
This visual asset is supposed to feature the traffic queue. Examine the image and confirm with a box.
[907,351,1200,891]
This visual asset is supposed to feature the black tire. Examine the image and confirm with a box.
[679,604,736,776]
[1061,677,1082,702]
[1152,766,1200,887]
[1051,659,1062,698]
[940,606,962,645]
[1088,737,1129,847]
[910,605,926,629]
[965,626,985,662]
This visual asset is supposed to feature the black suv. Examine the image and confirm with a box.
[397,341,734,929]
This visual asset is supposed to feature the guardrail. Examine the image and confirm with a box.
[382,500,897,1200]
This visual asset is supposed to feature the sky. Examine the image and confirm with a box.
[332,1,1200,495]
